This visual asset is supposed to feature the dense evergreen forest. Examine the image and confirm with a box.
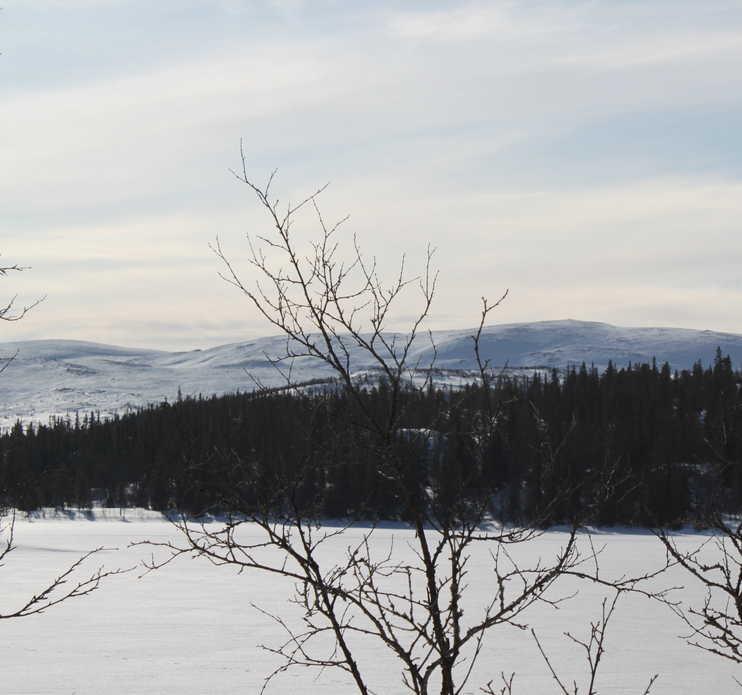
[1,351,741,526]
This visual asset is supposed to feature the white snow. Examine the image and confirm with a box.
[1,515,739,694]
[3,320,742,428]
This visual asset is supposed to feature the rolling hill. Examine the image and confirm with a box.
[2,319,741,427]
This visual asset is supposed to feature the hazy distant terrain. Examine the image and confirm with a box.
[2,319,742,427]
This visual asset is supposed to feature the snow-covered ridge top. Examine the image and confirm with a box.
[2,319,742,427]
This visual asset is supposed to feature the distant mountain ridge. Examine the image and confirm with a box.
[2,319,742,427]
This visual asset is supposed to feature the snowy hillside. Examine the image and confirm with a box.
[2,319,742,427]
[426,319,742,370]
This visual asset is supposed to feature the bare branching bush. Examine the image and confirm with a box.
[0,260,44,324]
[658,515,742,669]
[150,512,587,694]
[1,258,124,620]
[529,590,659,695]
[142,153,664,694]
[0,259,44,375]
[0,511,125,619]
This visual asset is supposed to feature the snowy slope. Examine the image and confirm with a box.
[425,319,742,370]
[2,319,742,427]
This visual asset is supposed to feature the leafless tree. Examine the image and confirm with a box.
[479,590,661,695]
[654,431,742,687]
[0,259,44,324]
[529,590,659,695]
[0,511,125,619]
[658,514,742,671]
[142,152,663,694]
[0,259,44,375]
[0,258,124,620]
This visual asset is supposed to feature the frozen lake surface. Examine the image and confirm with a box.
[2,513,739,694]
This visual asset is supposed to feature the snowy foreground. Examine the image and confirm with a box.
[2,513,740,694]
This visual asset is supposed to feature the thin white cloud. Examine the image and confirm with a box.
[556,31,742,69]
[388,5,513,41]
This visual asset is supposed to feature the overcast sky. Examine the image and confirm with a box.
[2,1,741,349]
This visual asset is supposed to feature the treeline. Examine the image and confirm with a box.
[1,352,741,526]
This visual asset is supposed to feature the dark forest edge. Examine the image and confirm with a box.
[2,350,740,528]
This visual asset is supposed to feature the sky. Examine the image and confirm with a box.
[1,0,741,350]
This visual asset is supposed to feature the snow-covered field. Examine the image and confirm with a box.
[2,514,739,694]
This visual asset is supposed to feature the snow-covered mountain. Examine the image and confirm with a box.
[2,319,742,427]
